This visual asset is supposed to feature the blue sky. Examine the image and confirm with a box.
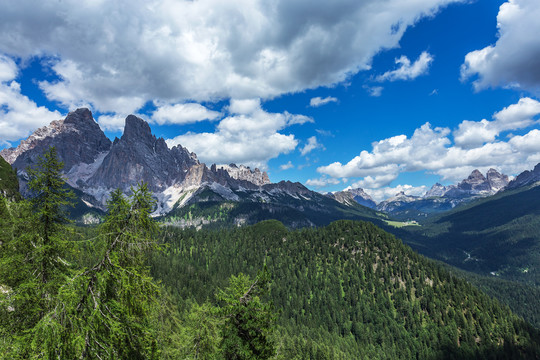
[1,0,540,201]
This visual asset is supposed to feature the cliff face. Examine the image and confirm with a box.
[87,115,199,192]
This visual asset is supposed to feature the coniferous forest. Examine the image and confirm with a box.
[2,149,540,359]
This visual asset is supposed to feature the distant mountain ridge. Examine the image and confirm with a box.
[327,187,376,209]
[330,168,511,222]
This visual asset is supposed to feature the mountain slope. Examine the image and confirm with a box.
[152,220,540,359]
[327,187,377,209]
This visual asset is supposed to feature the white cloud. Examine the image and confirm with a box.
[365,85,383,97]
[300,136,323,156]
[453,119,498,148]
[453,97,540,148]
[0,57,63,144]
[228,99,262,115]
[316,97,540,188]
[310,96,338,107]
[376,51,434,82]
[493,97,540,127]
[280,161,294,170]
[363,185,428,203]
[350,174,399,189]
[152,102,221,125]
[166,99,309,169]
[0,0,461,113]
[461,0,540,94]
[0,55,17,82]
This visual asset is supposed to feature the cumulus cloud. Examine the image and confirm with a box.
[0,0,460,113]
[453,97,540,148]
[310,96,338,107]
[300,136,324,156]
[461,0,540,94]
[97,114,127,132]
[166,99,311,169]
[376,51,434,82]
[0,56,63,144]
[365,85,384,97]
[317,97,540,187]
[152,102,221,125]
[350,174,399,189]
[0,55,17,82]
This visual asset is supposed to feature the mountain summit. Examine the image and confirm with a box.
[0,108,112,175]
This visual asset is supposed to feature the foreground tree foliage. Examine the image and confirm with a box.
[217,267,276,360]
[0,147,75,358]
[0,149,164,359]
[48,184,162,359]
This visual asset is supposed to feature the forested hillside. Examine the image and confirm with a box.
[152,220,540,359]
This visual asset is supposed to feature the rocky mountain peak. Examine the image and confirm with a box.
[458,169,489,192]
[486,168,509,191]
[424,183,451,198]
[86,113,200,195]
[0,108,111,175]
[468,169,486,181]
[122,115,153,142]
[64,108,94,126]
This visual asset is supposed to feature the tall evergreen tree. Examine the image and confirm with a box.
[47,183,162,359]
[0,146,74,358]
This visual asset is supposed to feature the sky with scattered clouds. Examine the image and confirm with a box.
[1,0,540,202]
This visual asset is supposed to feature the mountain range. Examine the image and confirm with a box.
[331,167,520,221]
[0,108,382,227]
